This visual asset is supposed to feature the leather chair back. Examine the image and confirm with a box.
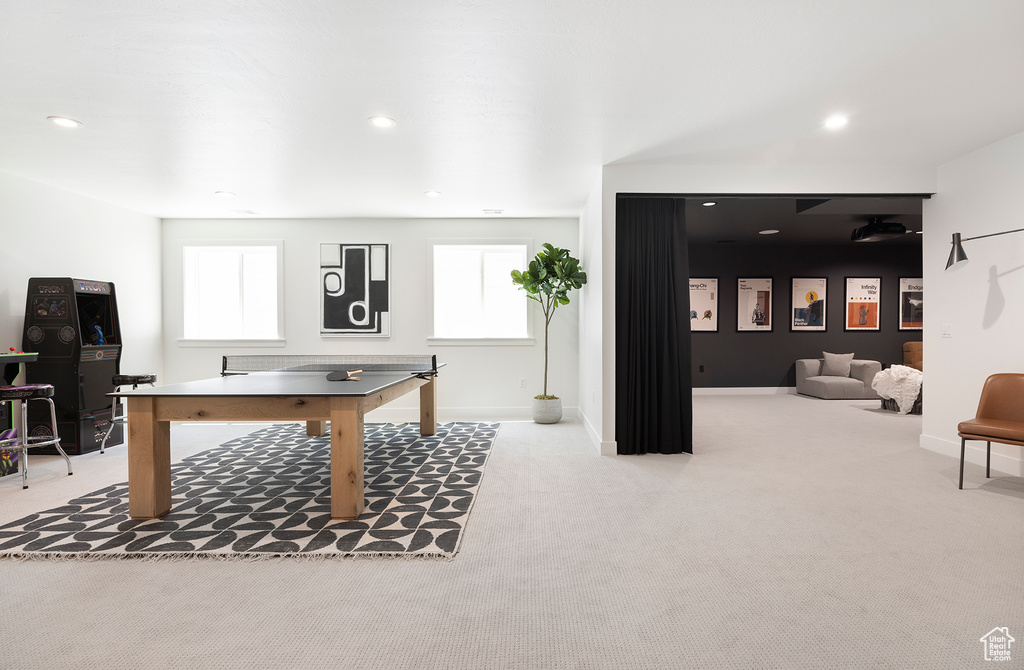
[902,341,923,371]
[976,373,1024,423]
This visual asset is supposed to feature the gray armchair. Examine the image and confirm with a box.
[796,358,881,399]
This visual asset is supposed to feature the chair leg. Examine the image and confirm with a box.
[959,438,966,489]
[45,398,72,476]
[19,399,29,489]
[99,414,116,454]
[100,388,131,454]
[986,441,991,478]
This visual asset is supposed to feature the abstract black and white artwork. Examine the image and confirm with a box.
[320,243,390,336]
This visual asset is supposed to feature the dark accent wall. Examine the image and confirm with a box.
[690,244,922,388]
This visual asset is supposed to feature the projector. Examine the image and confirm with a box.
[851,217,907,242]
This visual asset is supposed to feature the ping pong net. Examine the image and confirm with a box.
[222,354,438,379]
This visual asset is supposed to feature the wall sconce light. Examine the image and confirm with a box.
[945,228,1024,271]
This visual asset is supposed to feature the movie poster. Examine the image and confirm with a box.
[899,277,923,330]
[791,277,827,332]
[737,277,772,332]
[689,278,718,332]
[845,277,880,331]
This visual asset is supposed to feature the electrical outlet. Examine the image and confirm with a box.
[941,323,953,338]
[519,377,526,388]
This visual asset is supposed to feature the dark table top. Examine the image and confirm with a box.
[112,369,437,399]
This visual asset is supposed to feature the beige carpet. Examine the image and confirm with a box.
[0,396,1021,669]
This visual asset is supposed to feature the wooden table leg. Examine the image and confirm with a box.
[419,377,437,436]
[329,396,364,519]
[127,397,172,519]
[306,420,327,436]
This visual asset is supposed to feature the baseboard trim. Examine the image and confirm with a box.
[921,433,1024,477]
[579,410,617,455]
[581,411,600,451]
[693,386,795,396]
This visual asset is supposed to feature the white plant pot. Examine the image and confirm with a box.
[532,397,562,424]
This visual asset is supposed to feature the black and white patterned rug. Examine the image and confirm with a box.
[0,422,497,560]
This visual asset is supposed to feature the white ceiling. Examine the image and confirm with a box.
[2,1,1023,220]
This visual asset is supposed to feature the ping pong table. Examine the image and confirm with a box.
[114,355,442,520]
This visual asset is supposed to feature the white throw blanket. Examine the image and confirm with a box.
[872,365,923,414]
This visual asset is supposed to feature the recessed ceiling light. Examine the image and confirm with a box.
[823,114,849,130]
[759,229,780,235]
[483,209,503,215]
[231,209,259,216]
[424,190,442,198]
[47,116,83,128]
[702,201,717,207]
[368,116,396,128]
[214,190,237,198]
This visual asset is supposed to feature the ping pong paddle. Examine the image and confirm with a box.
[326,369,362,381]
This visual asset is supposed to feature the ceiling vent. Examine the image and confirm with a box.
[851,216,907,242]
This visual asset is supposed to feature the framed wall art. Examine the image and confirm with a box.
[790,277,827,332]
[845,277,880,331]
[899,277,923,330]
[737,277,772,332]
[689,278,718,332]
[320,243,391,336]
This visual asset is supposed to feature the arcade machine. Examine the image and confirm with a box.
[21,278,124,454]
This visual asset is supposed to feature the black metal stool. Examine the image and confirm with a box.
[0,384,73,489]
[100,374,157,453]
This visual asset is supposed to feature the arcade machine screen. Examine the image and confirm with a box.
[76,292,119,346]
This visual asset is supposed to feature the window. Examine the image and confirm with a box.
[182,242,283,340]
[431,241,529,340]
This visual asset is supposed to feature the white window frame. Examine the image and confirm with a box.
[427,238,535,346]
[178,239,286,347]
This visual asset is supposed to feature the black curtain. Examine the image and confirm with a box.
[615,196,692,455]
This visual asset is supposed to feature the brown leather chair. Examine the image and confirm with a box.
[903,341,922,371]
[958,374,1024,489]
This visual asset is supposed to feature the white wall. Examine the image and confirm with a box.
[921,130,1024,477]
[161,217,579,422]
[590,163,938,452]
[578,176,607,452]
[0,171,163,379]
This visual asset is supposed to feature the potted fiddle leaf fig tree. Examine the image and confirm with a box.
[511,243,587,423]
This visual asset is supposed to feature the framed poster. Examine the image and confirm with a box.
[790,277,827,332]
[737,277,772,332]
[689,278,718,332]
[845,277,880,331]
[899,277,923,330]
[320,243,391,336]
